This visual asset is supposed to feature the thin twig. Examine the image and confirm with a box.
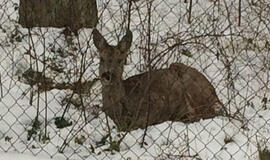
[188,0,193,24]
[0,73,2,100]
[40,28,49,139]
[141,0,153,148]
[238,0,242,26]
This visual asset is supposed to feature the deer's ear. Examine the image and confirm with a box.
[92,29,109,50]
[118,29,133,52]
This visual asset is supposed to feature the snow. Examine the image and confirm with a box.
[0,152,55,160]
[0,0,269,159]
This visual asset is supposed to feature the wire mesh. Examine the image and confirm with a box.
[0,0,269,160]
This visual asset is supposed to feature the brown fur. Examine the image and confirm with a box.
[93,29,223,131]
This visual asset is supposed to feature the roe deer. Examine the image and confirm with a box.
[93,29,223,131]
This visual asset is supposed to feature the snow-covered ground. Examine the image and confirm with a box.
[1,152,56,160]
[0,0,269,160]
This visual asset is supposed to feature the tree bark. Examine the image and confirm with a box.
[19,0,98,29]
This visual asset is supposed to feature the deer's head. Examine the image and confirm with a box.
[93,29,133,86]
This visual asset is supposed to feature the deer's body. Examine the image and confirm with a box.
[93,29,223,131]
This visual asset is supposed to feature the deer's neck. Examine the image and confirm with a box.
[102,78,126,105]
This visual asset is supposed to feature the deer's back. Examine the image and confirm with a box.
[122,63,222,129]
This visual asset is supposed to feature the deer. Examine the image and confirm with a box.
[92,29,224,131]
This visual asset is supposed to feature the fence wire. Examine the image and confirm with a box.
[0,0,270,160]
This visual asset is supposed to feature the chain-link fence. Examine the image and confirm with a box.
[0,0,270,159]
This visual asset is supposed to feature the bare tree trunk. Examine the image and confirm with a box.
[19,0,98,30]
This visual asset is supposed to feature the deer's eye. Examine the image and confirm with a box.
[100,57,104,62]
[117,59,123,64]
